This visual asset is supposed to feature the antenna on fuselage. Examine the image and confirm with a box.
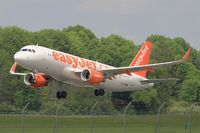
[36,43,39,46]
[33,69,38,74]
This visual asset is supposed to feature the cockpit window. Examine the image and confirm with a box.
[22,49,28,51]
[21,49,36,53]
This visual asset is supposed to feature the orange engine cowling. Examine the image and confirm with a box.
[24,73,48,88]
[81,69,104,84]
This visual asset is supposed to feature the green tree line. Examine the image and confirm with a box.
[0,25,199,114]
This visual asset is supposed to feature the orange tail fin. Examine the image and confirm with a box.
[129,41,153,78]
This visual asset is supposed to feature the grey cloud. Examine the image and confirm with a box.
[0,0,199,50]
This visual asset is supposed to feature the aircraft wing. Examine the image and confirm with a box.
[100,49,191,78]
[10,62,55,80]
[9,62,27,75]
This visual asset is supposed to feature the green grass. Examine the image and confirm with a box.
[0,114,199,133]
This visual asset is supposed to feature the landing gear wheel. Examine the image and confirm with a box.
[94,89,100,96]
[99,89,105,96]
[61,91,67,99]
[56,91,62,99]
[94,89,105,96]
[56,91,67,99]
[56,82,68,99]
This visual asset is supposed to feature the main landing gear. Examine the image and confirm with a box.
[56,91,67,99]
[94,89,105,96]
[56,82,67,99]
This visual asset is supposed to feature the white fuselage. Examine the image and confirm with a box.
[14,45,153,92]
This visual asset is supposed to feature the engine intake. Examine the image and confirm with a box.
[24,73,48,88]
[81,69,104,84]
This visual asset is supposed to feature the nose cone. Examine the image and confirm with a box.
[14,51,34,69]
[14,52,24,63]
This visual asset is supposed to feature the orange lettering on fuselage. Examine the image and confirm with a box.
[59,53,66,63]
[86,61,94,70]
[71,56,79,68]
[52,51,97,70]
[65,54,72,64]
[79,58,86,68]
[91,61,96,70]
[52,51,59,60]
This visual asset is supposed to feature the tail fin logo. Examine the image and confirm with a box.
[129,41,153,78]
[134,45,149,66]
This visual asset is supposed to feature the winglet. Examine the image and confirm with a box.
[183,48,191,62]
[10,63,17,74]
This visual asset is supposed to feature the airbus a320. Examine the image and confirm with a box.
[10,41,191,99]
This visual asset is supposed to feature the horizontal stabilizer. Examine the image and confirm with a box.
[140,78,180,84]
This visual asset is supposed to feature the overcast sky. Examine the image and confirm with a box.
[0,0,199,50]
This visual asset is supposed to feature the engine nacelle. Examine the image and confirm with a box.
[24,73,48,88]
[81,69,104,84]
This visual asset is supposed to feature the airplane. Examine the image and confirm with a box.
[10,41,191,99]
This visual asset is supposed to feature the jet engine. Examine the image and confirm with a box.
[24,73,48,88]
[81,69,104,84]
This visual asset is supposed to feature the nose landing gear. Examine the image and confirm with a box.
[94,89,105,96]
